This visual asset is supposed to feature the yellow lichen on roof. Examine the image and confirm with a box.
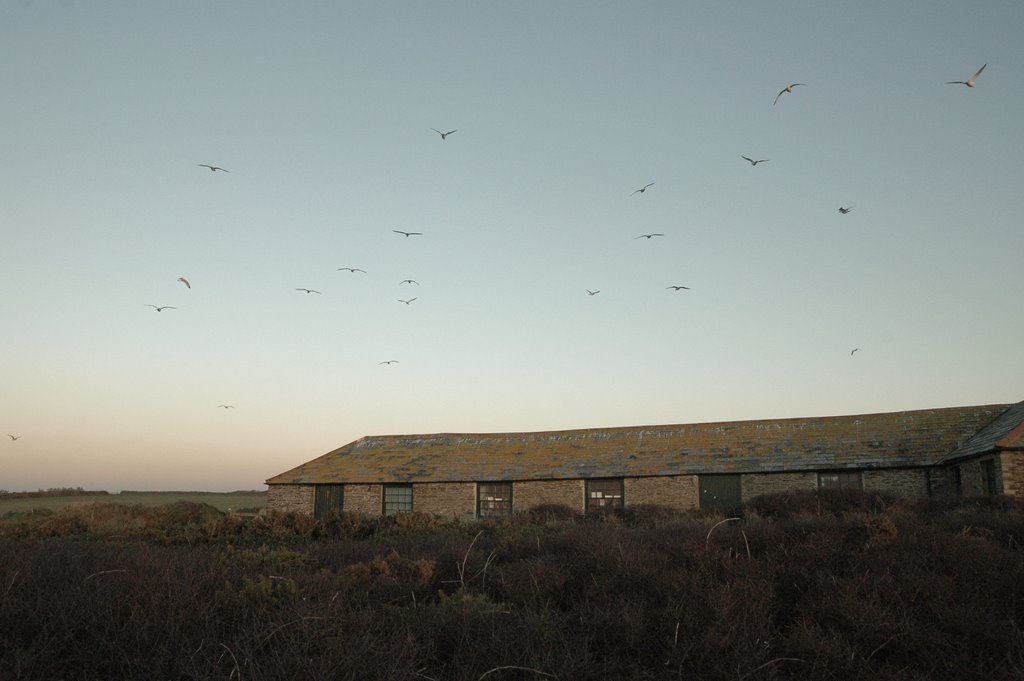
[266,403,1016,485]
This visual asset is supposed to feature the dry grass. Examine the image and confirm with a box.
[1,491,1023,680]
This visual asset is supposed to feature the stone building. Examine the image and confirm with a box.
[265,401,1024,518]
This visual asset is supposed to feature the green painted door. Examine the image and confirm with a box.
[314,484,344,518]
[699,475,741,509]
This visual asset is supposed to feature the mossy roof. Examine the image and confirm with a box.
[266,402,1019,485]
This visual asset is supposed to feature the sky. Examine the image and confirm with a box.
[2,1,1022,492]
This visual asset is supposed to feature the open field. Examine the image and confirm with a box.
[1,491,1023,680]
[0,490,266,515]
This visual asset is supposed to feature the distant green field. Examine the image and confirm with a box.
[0,491,267,515]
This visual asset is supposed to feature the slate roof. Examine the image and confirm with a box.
[940,401,1024,462]
[266,402,1021,485]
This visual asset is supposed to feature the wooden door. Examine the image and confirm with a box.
[699,475,741,509]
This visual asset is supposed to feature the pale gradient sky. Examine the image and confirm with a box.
[2,1,1022,492]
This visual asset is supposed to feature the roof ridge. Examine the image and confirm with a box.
[352,403,1014,441]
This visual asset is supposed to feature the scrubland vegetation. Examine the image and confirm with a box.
[0,489,266,515]
[1,491,1023,680]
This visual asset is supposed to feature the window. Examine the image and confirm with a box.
[818,471,863,490]
[477,482,513,518]
[383,484,413,515]
[981,460,998,496]
[586,478,623,512]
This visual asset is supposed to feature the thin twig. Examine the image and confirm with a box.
[705,517,741,547]
[257,616,332,649]
[3,569,19,599]
[737,657,806,680]
[82,569,128,583]
[220,643,241,681]
[741,529,751,559]
[459,530,484,588]
[477,665,555,680]
[866,633,906,662]
[470,549,498,589]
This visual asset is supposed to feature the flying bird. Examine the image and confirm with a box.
[399,279,419,285]
[393,229,423,238]
[741,156,769,166]
[666,285,691,291]
[631,182,655,195]
[398,298,418,305]
[838,206,853,214]
[7,434,20,441]
[378,360,399,365]
[217,405,235,409]
[177,277,191,289]
[197,164,229,172]
[773,83,806,105]
[295,288,321,294]
[337,267,366,273]
[432,128,457,139]
[850,348,860,356]
[635,233,664,240]
[586,289,600,296]
[145,305,176,312]
[946,63,987,88]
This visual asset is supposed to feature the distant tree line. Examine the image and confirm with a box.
[0,487,109,499]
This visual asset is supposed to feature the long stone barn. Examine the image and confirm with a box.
[265,401,1024,518]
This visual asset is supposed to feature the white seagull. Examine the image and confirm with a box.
[631,182,655,195]
[145,305,176,312]
[432,128,457,140]
[399,279,419,285]
[741,156,769,166]
[666,285,691,291]
[378,360,399,365]
[217,405,235,409]
[838,206,853,215]
[398,297,418,305]
[7,434,20,441]
[295,288,321,294]
[947,64,987,88]
[177,277,191,289]
[393,229,423,238]
[850,348,860,356]
[586,289,600,296]
[337,267,367,273]
[773,83,806,106]
[197,164,229,172]
[635,233,664,240]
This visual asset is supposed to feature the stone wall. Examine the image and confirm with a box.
[927,466,958,497]
[344,484,383,514]
[625,475,699,510]
[863,468,929,497]
[1000,450,1023,497]
[513,479,584,512]
[267,462,995,517]
[266,484,312,514]
[414,482,476,518]
[741,472,817,500]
